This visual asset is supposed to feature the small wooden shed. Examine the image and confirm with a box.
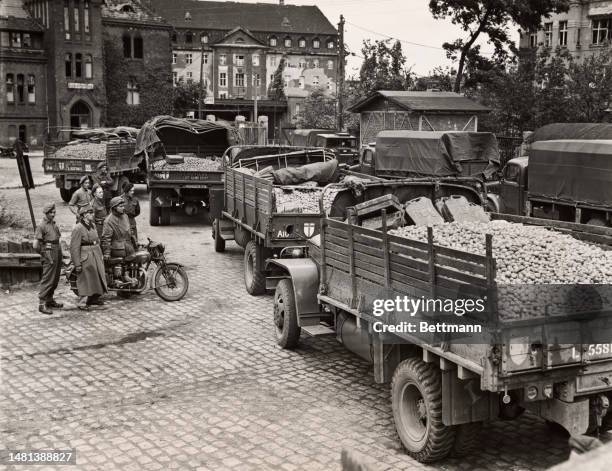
[347,91,491,145]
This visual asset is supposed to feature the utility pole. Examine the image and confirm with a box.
[337,15,346,131]
[199,39,205,119]
[253,73,258,122]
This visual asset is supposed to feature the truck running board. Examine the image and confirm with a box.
[301,324,335,337]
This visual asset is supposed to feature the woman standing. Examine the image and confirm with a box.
[122,183,140,243]
[70,206,108,310]
[91,184,107,239]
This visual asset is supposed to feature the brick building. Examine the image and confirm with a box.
[519,0,612,59]
[0,0,172,146]
[0,0,47,146]
[148,0,339,139]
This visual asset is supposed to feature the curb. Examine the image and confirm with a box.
[0,180,55,190]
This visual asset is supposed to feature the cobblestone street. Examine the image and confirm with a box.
[0,177,609,471]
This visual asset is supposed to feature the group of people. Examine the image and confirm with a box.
[35,163,141,315]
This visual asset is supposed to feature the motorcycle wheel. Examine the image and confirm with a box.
[153,263,189,301]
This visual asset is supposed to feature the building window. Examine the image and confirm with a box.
[10,32,21,48]
[219,91,228,99]
[327,40,335,49]
[123,35,131,57]
[172,53,177,64]
[559,21,568,46]
[127,79,140,105]
[269,36,277,46]
[544,22,552,47]
[284,37,292,47]
[6,74,14,103]
[298,60,307,68]
[64,0,70,40]
[16,74,24,103]
[235,54,244,66]
[327,60,334,70]
[74,1,80,35]
[529,31,537,48]
[8,125,17,143]
[75,53,82,77]
[298,38,306,48]
[203,54,208,64]
[27,75,35,103]
[312,75,319,86]
[298,76,305,89]
[235,73,245,87]
[219,54,227,65]
[270,74,274,82]
[185,31,193,43]
[134,36,143,58]
[65,53,72,77]
[186,53,193,64]
[313,38,320,48]
[327,79,332,90]
[219,72,227,87]
[172,71,178,84]
[84,0,91,38]
[201,33,208,44]
[252,54,259,66]
[85,54,92,78]
[171,32,177,42]
[592,19,610,45]
[23,33,31,48]
[18,125,27,143]
[313,59,320,68]
[255,73,261,87]
[270,56,277,67]
[186,71,192,79]
[284,74,290,88]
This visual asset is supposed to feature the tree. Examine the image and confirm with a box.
[358,39,415,95]
[567,50,612,123]
[268,57,287,101]
[429,0,571,92]
[296,87,337,129]
[414,66,456,91]
[173,80,201,117]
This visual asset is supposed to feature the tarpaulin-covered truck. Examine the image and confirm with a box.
[498,140,612,226]
[266,181,612,462]
[43,127,142,202]
[352,130,501,180]
[135,116,241,226]
[209,146,343,295]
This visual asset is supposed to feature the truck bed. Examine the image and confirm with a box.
[43,140,139,175]
[148,156,224,188]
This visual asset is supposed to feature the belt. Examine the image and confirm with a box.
[81,241,99,246]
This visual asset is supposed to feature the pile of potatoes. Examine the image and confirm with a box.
[274,187,340,214]
[151,156,222,172]
[54,142,107,160]
[390,220,612,285]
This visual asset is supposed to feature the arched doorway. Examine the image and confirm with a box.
[70,100,92,130]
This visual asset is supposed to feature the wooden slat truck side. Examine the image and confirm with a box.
[265,181,612,463]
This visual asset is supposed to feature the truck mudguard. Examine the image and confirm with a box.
[266,258,320,316]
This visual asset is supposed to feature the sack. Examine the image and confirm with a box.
[272,159,339,185]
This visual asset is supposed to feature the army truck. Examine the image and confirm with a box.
[290,129,359,164]
[43,128,142,202]
[266,180,612,462]
[135,116,241,226]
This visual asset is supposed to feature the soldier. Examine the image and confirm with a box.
[68,176,93,217]
[70,206,108,310]
[92,162,114,210]
[33,203,63,315]
[101,196,135,261]
[122,183,140,243]
[91,183,107,238]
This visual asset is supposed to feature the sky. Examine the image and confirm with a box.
[206,0,521,77]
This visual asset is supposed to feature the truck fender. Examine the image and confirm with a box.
[486,192,500,213]
[266,258,320,316]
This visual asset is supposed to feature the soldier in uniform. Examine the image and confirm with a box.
[101,197,136,260]
[33,203,63,314]
[68,176,93,217]
[92,162,114,211]
[70,206,108,310]
[121,183,140,243]
[91,183,107,238]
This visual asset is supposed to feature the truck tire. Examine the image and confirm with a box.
[160,207,171,226]
[244,240,266,295]
[149,192,161,226]
[213,219,225,253]
[391,358,455,463]
[59,188,73,203]
[273,279,301,349]
[450,422,482,457]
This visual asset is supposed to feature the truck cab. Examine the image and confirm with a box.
[313,133,359,164]
[351,142,376,175]
[498,157,528,215]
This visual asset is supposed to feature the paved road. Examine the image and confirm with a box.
[0,180,608,470]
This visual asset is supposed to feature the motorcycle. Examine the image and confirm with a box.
[65,238,189,301]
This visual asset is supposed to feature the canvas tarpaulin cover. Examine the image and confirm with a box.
[375,131,500,177]
[134,115,241,157]
[529,140,612,206]
[527,123,612,144]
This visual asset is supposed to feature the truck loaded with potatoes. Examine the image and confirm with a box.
[265,179,612,463]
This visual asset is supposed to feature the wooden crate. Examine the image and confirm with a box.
[0,239,42,288]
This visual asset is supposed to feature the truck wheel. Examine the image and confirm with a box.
[244,240,266,295]
[450,422,482,457]
[160,207,171,226]
[273,279,301,349]
[59,188,73,203]
[587,218,608,227]
[213,219,225,253]
[149,193,161,226]
[391,358,455,463]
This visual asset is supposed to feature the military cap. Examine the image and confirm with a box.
[97,162,108,170]
[109,196,125,209]
[42,202,56,214]
[79,175,89,185]
[78,205,94,216]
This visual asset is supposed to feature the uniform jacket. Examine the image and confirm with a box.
[68,188,93,215]
[92,172,115,199]
[101,212,135,257]
[70,221,107,296]
[122,194,140,226]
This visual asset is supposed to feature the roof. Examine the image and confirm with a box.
[347,91,491,113]
[148,0,337,34]
[0,0,44,32]
[527,123,612,144]
[102,0,166,24]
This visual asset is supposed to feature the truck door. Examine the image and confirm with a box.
[357,147,375,175]
[499,162,523,214]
